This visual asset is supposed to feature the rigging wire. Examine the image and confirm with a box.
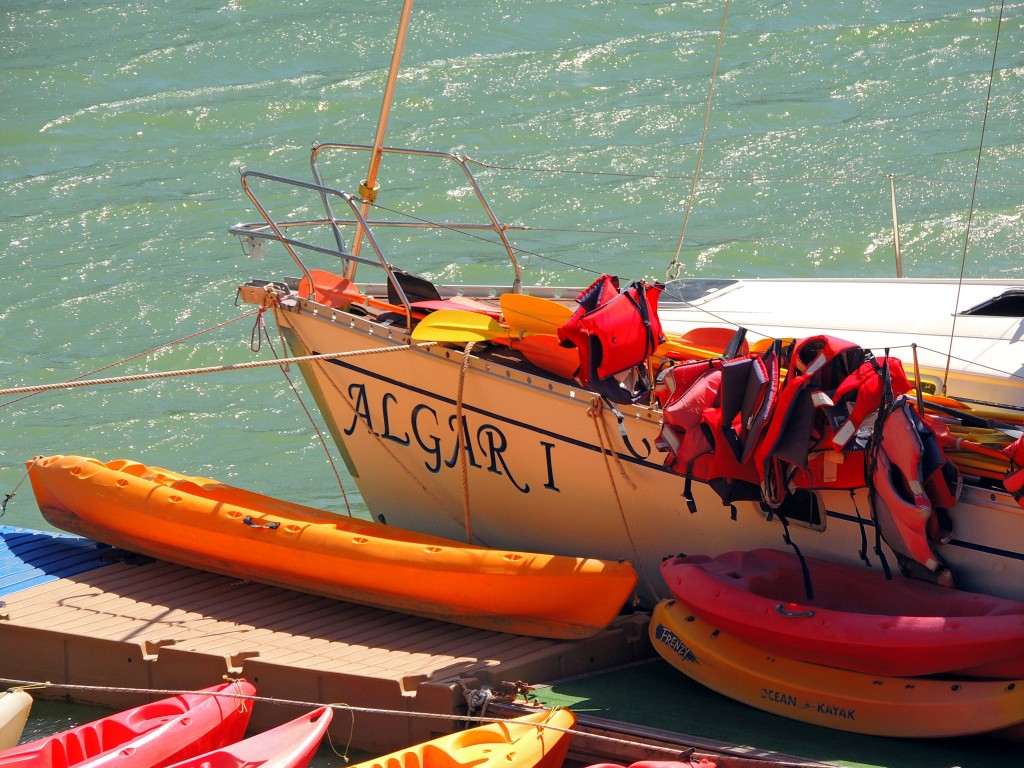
[941,0,1006,395]
[665,0,730,281]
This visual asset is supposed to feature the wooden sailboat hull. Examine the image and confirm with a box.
[0,681,255,767]
[661,549,1024,679]
[649,599,1024,738]
[27,454,638,640]
[235,282,1024,610]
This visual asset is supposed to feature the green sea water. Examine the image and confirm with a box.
[2,2,1022,765]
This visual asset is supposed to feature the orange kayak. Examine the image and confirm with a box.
[651,599,1024,738]
[27,455,637,639]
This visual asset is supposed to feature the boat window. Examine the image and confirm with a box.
[762,490,825,531]
[960,288,1024,317]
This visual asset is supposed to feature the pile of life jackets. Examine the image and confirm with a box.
[653,332,962,586]
[556,274,966,585]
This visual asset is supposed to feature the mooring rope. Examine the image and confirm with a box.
[942,0,1007,395]
[270,311,457,521]
[456,342,476,543]
[0,309,263,410]
[666,0,731,280]
[586,398,653,603]
[0,677,707,762]
[0,343,437,398]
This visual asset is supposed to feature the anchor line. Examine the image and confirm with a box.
[667,0,731,281]
[249,308,355,517]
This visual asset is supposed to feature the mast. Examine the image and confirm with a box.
[346,0,415,280]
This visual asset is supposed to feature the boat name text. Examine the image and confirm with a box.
[343,383,560,494]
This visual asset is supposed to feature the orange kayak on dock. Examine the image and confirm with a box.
[27,454,637,639]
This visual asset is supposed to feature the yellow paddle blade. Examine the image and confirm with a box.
[500,294,573,334]
[655,338,722,361]
[411,309,516,343]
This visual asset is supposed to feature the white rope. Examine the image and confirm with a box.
[0,343,436,398]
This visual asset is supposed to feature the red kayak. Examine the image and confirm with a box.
[165,707,332,768]
[661,549,1024,678]
[0,680,255,767]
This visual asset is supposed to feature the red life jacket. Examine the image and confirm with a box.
[558,275,664,404]
[655,337,779,513]
[755,335,912,506]
[654,329,961,585]
[1002,434,1024,506]
[869,396,959,585]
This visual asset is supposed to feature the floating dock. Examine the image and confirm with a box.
[1,525,841,767]
[6,526,1014,768]
[31,523,1022,768]
[0,525,661,756]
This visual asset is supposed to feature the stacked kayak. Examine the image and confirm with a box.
[165,707,332,768]
[27,454,637,639]
[650,599,1024,738]
[660,548,1024,678]
[0,680,255,766]
[651,549,1024,737]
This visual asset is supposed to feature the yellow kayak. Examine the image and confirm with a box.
[347,709,575,768]
[650,599,1024,738]
[27,454,637,639]
[0,689,32,751]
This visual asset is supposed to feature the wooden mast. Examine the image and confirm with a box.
[346,0,415,279]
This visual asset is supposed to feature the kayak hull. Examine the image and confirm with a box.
[0,691,32,751]
[0,680,255,768]
[650,599,1024,738]
[165,707,332,768]
[27,454,637,639]
[661,549,1024,678]
[345,709,576,768]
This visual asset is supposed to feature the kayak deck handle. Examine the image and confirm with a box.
[242,516,281,530]
[775,603,815,619]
